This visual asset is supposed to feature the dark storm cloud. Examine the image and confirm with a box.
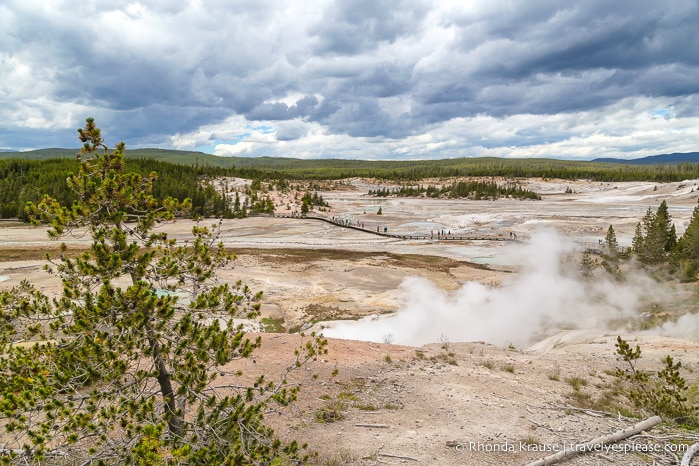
[322,98,398,139]
[2,0,699,158]
[246,95,320,121]
[310,0,430,56]
[406,1,699,120]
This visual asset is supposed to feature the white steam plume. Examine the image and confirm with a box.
[323,230,663,347]
[660,313,699,340]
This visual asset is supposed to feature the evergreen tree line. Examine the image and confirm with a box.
[600,200,699,281]
[368,180,541,200]
[8,149,699,182]
[217,157,699,182]
[300,191,329,214]
[0,158,236,220]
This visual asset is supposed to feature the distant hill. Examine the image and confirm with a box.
[4,147,699,181]
[593,152,699,165]
[6,147,699,167]
[0,148,239,167]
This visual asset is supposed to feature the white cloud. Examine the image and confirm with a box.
[2,0,699,158]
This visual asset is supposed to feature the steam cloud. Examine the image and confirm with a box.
[323,230,666,348]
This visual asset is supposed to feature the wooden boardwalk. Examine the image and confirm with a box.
[274,214,509,242]
[260,214,623,252]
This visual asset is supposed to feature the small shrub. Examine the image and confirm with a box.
[337,392,358,401]
[316,401,347,423]
[615,336,698,425]
[520,435,541,446]
[352,403,377,411]
[440,334,450,351]
[261,317,286,333]
[565,376,588,392]
[567,385,626,414]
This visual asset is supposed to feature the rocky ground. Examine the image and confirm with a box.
[250,332,699,465]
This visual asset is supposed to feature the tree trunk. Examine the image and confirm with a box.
[147,328,183,438]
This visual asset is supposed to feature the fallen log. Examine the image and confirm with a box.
[355,423,390,428]
[523,415,662,466]
[681,442,699,466]
[378,453,419,462]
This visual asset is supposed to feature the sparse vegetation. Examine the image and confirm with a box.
[548,368,561,381]
[315,400,347,423]
[369,180,542,200]
[432,352,458,366]
[337,392,359,402]
[262,316,287,333]
[520,435,542,446]
[565,376,589,392]
[480,360,495,370]
[615,336,698,426]
[353,403,378,411]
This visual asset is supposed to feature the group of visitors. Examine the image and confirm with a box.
[330,216,365,229]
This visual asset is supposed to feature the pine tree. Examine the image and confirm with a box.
[579,250,597,279]
[655,200,677,252]
[634,204,676,265]
[233,191,241,212]
[676,204,699,280]
[632,222,645,256]
[0,119,325,464]
[602,225,622,277]
[604,225,619,258]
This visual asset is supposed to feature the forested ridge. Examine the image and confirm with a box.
[4,148,699,181]
[4,150,699,219]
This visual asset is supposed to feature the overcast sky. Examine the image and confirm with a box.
[2,1,699,160]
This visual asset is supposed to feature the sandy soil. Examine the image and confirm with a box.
[2,178,699,464]
[251,332,699,465]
